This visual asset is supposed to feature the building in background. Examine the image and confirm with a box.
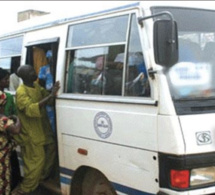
[17,10,49,22]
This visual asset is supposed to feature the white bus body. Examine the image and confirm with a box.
[1,1,215,195]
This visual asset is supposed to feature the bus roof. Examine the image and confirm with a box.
[0,1,140,38]
[0,1,214,38]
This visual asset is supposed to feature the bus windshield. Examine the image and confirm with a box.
[152,7,215,100]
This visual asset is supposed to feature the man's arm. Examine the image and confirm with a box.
[39,81,60,108]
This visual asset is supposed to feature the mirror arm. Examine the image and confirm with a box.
[138,11,174,22]
[138,11,176,44]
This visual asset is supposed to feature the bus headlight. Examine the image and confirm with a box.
[190,166,215,186]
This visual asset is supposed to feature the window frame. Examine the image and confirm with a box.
[63,10,153,103]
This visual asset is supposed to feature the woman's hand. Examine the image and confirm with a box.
[6,115,21,134]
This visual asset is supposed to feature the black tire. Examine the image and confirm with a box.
[82,169,117,195]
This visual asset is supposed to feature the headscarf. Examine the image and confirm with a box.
[46,50,52,58]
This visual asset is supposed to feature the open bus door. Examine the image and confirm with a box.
[23,37,61,194]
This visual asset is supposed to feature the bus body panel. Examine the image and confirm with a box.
[158,74,177,115]
[158,115,185,154]
[179,114,215,154]
[56,98,158,151]
[59,131,159,194]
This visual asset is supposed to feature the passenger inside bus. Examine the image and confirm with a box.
[66,48,124,96]
[115,52,150,97]
[66,50,151,97]
[90,56,106,94]
[90,55,123,95]
[106,56,123,96]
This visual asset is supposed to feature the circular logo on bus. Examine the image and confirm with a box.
[196,131,212,145]
[94,112,112,139]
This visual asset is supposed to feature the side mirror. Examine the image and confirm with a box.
[154,20,178,67]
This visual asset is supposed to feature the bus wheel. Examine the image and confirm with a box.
[82,169,117,195]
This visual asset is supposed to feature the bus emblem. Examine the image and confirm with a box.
[94,112,112,139]
[196,131,212,145]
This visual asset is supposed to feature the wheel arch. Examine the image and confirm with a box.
[70,166,116,195]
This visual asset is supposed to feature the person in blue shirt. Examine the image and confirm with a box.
[38,50,54,90]
[38,50,56,134]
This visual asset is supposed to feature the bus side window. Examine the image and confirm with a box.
[65,14,128,96]
[66,49,97,94]
[0,36,23,91]
[66,45,124,95]
[125,14,150,97]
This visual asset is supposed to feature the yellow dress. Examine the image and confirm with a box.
[14,82,55,193]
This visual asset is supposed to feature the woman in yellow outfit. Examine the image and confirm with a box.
[12,65,60,195]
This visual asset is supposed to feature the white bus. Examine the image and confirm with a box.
[1,1,215,195]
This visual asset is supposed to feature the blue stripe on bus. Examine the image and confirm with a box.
[112,183,154,195]
[60,167,74,176]
[60,176,71,185]
[60,167,154,195]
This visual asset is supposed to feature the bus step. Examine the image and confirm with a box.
[39,179,62,195]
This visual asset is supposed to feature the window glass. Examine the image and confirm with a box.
[66,45,125,95]
[67,15,128,47]
[0,58,11,71]
[65,13,149,97]
[125,14,150,97]
[0,36,23,57]
[153,7,215,101]
[0,36,23,91]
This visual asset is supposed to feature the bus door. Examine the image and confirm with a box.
[24,37,60,189]
[25,37,59,82]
